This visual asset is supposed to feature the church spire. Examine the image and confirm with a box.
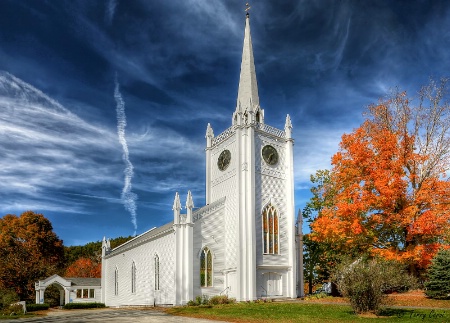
[235,8,260,118]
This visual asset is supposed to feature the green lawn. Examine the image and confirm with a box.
[166,302,450,322]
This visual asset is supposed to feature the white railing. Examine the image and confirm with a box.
[255,123,286,138]
[212,125,236,146]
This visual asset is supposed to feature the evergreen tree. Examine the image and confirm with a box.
[425,249,450,299]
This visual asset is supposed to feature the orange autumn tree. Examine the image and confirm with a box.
[65,257,101,278]
[0,211,64,300]
[312,79,450,271]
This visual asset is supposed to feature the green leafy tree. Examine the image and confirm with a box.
[303,170,343,289]
[62,236,133,278]
[425,249,450,299]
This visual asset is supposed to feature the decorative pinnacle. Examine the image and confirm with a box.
[172,192,181,211]
[186,190,194,209]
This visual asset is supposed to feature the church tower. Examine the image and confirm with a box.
[205,11,297,301]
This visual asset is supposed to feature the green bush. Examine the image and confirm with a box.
[1,304,24,316]
[0,289,19,310]
[332,258,417,314]
[425,249,450,299]
[63,302,105,309]
[26,303,50,312]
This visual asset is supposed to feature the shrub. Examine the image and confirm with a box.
[63,302,106,309]
[1,304,24,316]
[425,249,450,299]
[208,295,236,305]
[0,289,19,310]
[332,258,417,314]
[26,303,50,312]
[188,295,235,306]
[305,292,329,300]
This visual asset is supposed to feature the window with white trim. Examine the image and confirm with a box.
[154,255,160,290]
[262,204,279,254]
[76,289,95,298]
[114,267,119,295]
[200,247,213,287]
[131,261,136,293]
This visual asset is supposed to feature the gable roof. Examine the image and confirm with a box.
[64,277,101,286]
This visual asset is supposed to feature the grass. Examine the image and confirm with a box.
[165,302,450,322]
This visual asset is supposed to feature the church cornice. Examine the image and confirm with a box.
[211,122,287,149]
[254,123,286,139]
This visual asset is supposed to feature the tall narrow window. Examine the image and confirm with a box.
[200,247,213,287]
[131,261,136,293]
[154,255,160,290]
[262,204,279,254]
[114,268,119,295]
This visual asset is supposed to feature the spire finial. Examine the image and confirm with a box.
[245,2,251,16]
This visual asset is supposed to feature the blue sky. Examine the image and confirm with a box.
[1,0,449,246]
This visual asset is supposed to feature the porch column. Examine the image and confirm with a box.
[64,288,71,305]
[39,289,45,304]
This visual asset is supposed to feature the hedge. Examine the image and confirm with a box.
[63,302,106,309]
[26,303,50,312]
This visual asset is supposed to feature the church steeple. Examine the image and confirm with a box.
[234,11,263,125]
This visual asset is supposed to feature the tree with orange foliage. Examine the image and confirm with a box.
[0,211,64,300]
[65,257,101,278]
[311,78,450,272]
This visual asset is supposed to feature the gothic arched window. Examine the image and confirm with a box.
[154,255,160,291]
[200,247,213,287]
[114,267,119,295]
[131,261,136,293]
[262,204,279,254]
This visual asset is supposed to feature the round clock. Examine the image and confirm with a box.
[217,150,231,171]
[262,145,278,165]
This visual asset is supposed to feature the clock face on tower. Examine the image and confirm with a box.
[217,149,231,171]
[262,145,278,165]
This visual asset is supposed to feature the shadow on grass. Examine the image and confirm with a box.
[379,308,413,317]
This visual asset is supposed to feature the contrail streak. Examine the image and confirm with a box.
[105,0,118,25]
[114,73,137,235]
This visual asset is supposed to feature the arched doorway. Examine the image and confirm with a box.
[44,283,65,306]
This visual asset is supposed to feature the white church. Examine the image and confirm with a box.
[100,12,303,306]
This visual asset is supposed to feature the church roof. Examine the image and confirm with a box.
[236,13,259,113]
[105,221,174,257]
[64,277,101,287]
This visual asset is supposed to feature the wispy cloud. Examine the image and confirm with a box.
[0,71,120,214]
[105,0,118,25]
[114,73,138,234]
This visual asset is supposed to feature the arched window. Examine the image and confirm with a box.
[131,261,136,293]
[200,247,213,287]
[114,267,119,296]
[154,255,160,291]
[262,204,279,254]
